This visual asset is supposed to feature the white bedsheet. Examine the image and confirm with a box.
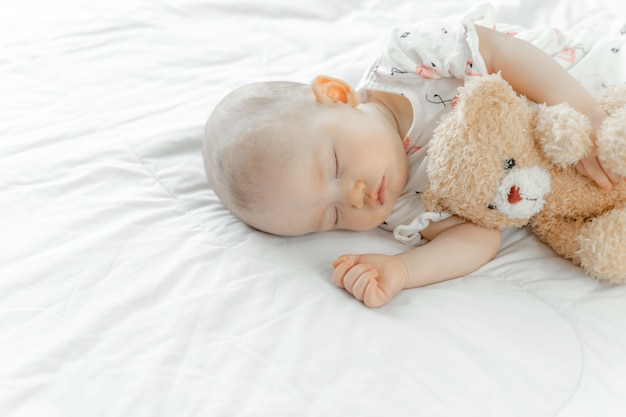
[1,1,626,416]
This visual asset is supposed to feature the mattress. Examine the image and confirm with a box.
[1,0,625,416]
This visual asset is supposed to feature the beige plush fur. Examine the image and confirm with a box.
[423,73,626,283]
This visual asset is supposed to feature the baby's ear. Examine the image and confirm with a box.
[311,76,359,107]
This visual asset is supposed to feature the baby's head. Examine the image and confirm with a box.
[204,76,409,236]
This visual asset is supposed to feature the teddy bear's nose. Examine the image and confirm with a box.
[508,185,522,204]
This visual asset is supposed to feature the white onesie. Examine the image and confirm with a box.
[357,4,626,245]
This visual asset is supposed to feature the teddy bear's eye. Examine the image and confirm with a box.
[487,204,496,210]
[503,158,516,170]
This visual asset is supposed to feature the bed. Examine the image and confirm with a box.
[2,0,625,416]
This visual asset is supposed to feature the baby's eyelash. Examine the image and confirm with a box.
[332,149,340,226]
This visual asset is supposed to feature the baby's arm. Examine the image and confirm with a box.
[332,216,501,308]
[476,25,621,189]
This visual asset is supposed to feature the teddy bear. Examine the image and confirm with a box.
[422,73,626,283]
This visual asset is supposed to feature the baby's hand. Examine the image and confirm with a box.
[575,150,623,190]
[576,111,624,189]
[332,254,408,308]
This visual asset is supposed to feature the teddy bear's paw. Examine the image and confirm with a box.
[536,103,593,167]
[597,107,626,178]
[578,209,626,284]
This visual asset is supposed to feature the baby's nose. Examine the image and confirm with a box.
[349,180,366,208]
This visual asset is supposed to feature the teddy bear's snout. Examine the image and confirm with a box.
[508,186,522,204]
[493,166,551,220]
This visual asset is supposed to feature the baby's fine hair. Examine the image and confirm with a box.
[203,80,314,223]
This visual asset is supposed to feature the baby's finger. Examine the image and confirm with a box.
[574,161,588,177]
[592,161,619,189]
[363,279,389,308]
[351,268,378,301]
[332,258,354,288]
[604,167,624,186]
[332,254,354,269]
[577,159,612,189]
[342,263,374,294]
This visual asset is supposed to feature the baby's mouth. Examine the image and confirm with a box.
[371,176,386,206]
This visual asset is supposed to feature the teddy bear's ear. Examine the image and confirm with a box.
[454,73,518,118]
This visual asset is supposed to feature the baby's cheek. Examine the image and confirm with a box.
[364,211,388,230]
